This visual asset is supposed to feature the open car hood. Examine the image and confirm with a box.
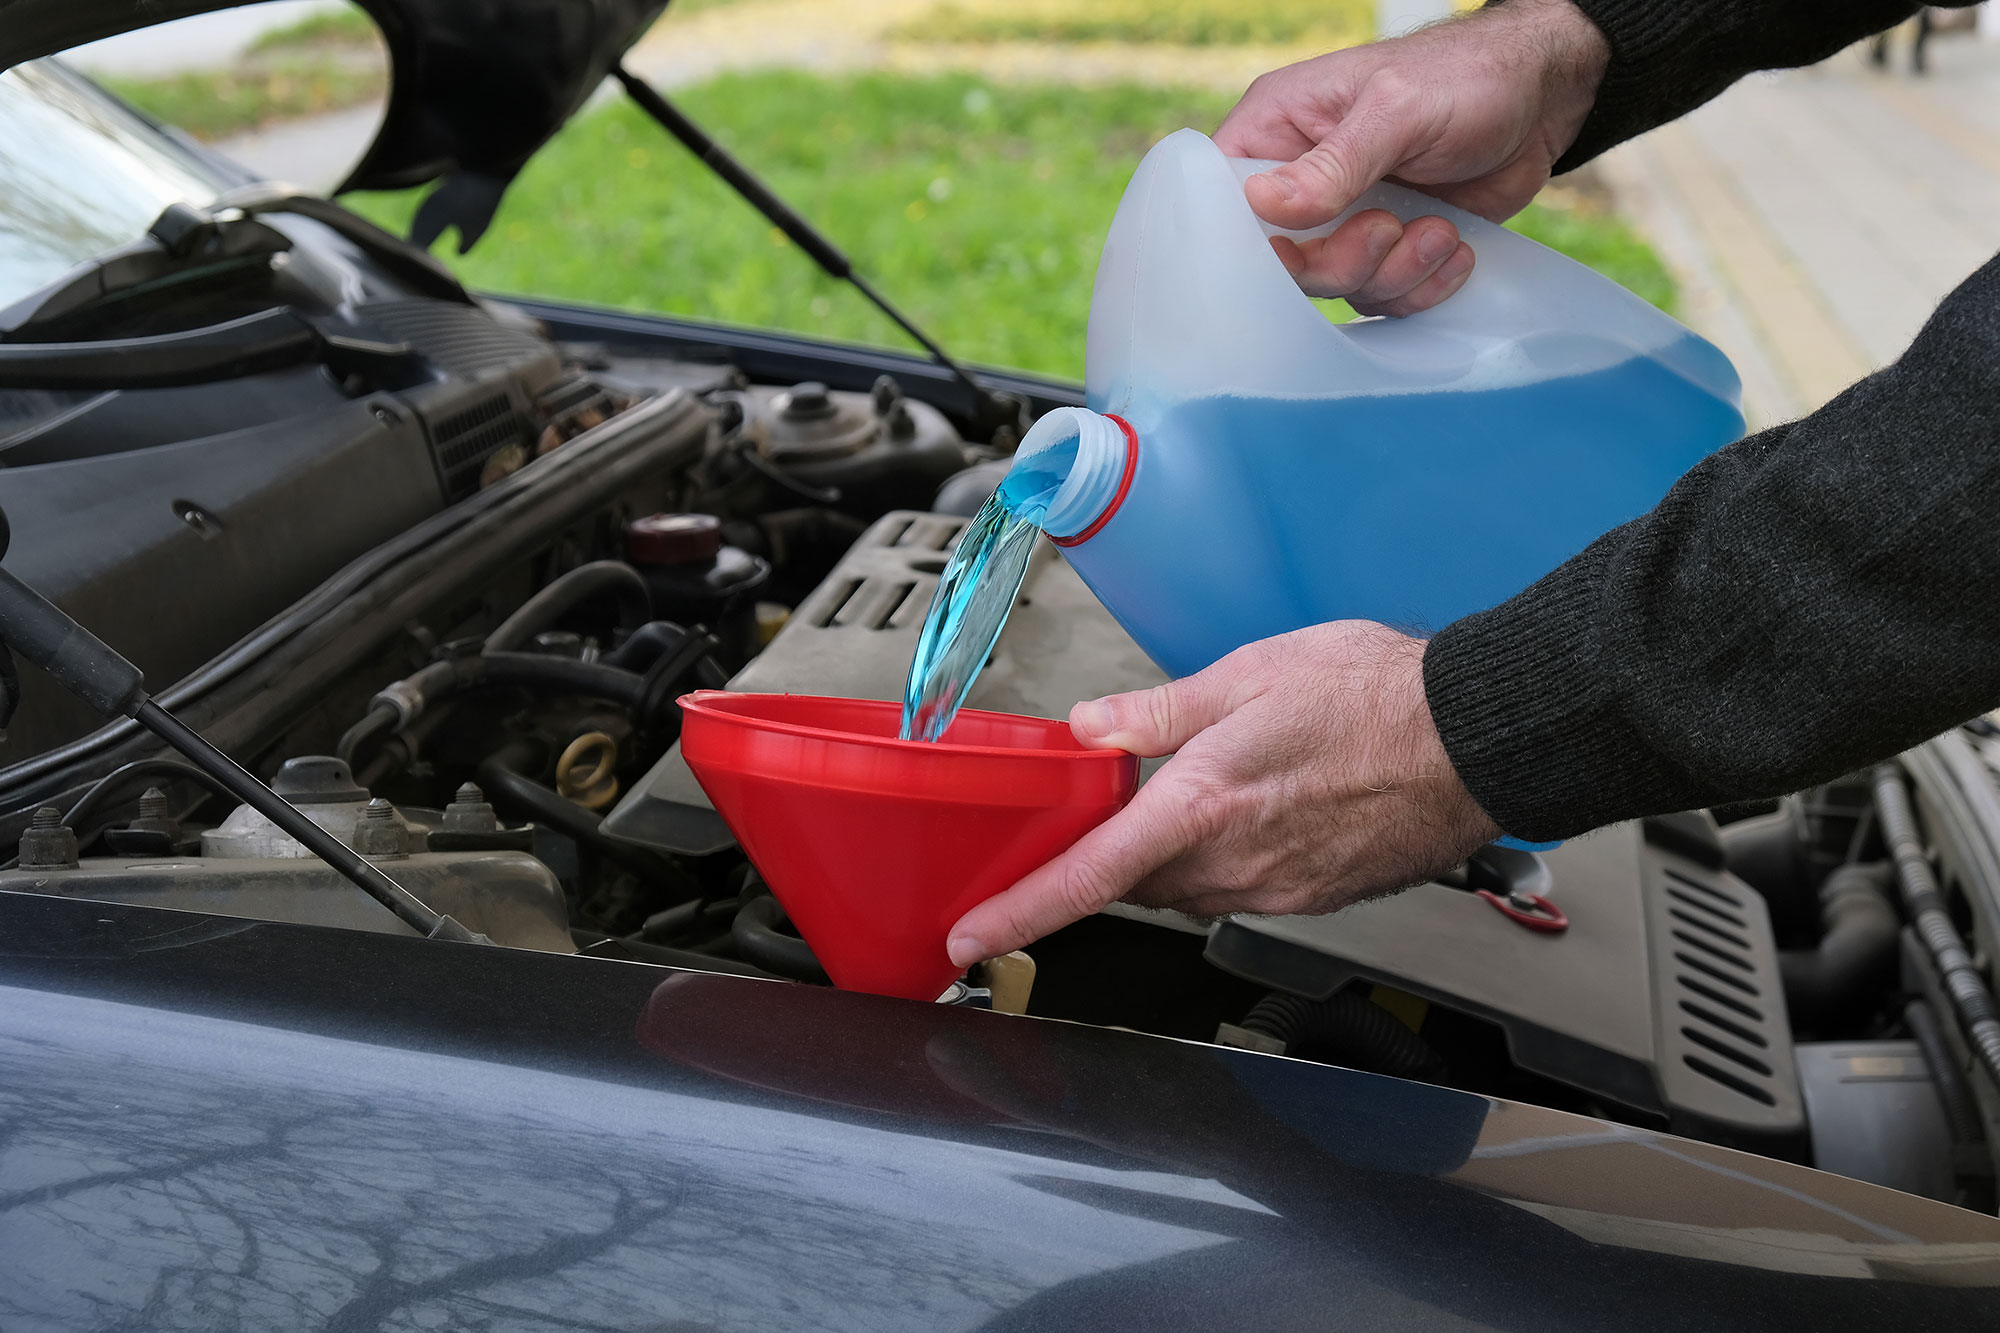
[2,0,667,244]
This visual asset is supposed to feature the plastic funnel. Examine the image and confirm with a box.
[678,691,1139,1000]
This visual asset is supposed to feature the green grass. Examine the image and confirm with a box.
[338,70,1674,379]
[901,0,1374,47]
[103,59,386,140]
[247,4,381,53]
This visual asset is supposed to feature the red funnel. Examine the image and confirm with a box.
[678,692,1138,1000]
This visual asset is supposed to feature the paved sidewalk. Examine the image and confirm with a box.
[1599,34,2000,428]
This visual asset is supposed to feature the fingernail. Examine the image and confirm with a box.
[1072,699,1113,737]
[947,934,984,969]
[1417,228,1454,265]
[1254,170,1295,202]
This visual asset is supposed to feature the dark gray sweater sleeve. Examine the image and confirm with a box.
[1550,0,1946,170]
[1424,253,2000,842]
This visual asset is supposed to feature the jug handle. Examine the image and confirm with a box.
[1221,155,1578,338]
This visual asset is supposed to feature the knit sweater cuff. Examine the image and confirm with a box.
[1421,550,1706,843]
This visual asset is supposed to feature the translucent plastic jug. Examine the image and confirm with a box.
[1017,129,1745,678]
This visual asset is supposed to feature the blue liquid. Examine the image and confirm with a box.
[1067,349,1744,678]
[900,439,1078,741]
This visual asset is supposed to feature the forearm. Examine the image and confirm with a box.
[1543,0,1951,168]
[1424,252,2000,842]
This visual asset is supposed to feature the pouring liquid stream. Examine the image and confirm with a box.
[899,442,1076,741]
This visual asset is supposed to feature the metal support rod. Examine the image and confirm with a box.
[133,702,482,942]
[610,63,995,410]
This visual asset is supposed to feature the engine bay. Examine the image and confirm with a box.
[2,158,1998,1219]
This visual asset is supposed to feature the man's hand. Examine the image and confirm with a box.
[1213,0,1610,316]
[946,623,1501,967]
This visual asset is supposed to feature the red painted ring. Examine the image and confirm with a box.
[1049,413,1139,548]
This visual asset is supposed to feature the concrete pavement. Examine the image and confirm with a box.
[1599,32,2000,427]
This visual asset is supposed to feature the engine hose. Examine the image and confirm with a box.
[1872,765,2000,1091]
[603,621,729,690]
[570,927,781,980]
[731,894,828,983]
[1778,862,1901,1028]
[477,745,674,881]
[485,560,652,654]
[1239,990,1447,1083]
[1904,999,1985,1147]
[336,704,398,767]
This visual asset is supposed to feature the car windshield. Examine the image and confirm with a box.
[0,60,234,316]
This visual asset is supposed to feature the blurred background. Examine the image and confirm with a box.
[66,0,2000,422]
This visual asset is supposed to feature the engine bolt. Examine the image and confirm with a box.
[136,788,169,823]
[443,783,499,835]
[19,807,79,871]
[354,797,407,859]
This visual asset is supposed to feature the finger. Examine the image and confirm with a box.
[947,781,1195,965]
[1352,241,1474,317]
[1069,653,1262,756]
[1272,211,1402,299]
[1345,215,1459,310]
[1243,105,1424,229]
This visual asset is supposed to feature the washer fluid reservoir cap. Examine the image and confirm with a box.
[628,513,724,566]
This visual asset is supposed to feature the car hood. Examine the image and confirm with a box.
[3,0,665,228]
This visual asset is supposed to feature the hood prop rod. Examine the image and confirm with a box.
[0,529,485,944]
[610,64,1015,428]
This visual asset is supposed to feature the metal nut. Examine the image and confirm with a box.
[18,807,79,871]
[353,798,408,859]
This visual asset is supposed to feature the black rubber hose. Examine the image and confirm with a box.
[731,894,829,983]
[1873,765,2000,1092]
[570,927,781,980]
[486,561,651,654]
[1778,862,1901,1028]
[1239,990,1447,1083]
[605,620,711,673]
[476,746,675,881]
[335,704,398,767]
[1905,999,1985,1147]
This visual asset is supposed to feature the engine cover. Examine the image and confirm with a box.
[1208,822,1804,1141]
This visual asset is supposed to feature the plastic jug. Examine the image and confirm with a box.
[1016,129,1745,678]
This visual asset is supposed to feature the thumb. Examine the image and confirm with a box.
[1070,663,1246,757]
[1246,109,1419,229]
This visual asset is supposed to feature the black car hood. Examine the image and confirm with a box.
[2,0,666,245]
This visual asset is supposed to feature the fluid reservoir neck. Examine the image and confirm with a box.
[1015,407,1133,543]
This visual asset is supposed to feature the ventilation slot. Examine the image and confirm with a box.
[1678,973,1763,1021]
[1665,868,1744,912]
[880,516,916,547]
[430,393,524,501]
[1684,1054,1777,1106]
[1674,950,1759,996]
[1665,885,1748,930]
[1679,1000,1767,1048]
[1671,928,1754,971]
[1666,906,1752,951]
[812,578,863,628]
[873,582,918,630]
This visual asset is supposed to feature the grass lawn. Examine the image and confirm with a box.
[345,70,1673,382]
[901,0,1375,48]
